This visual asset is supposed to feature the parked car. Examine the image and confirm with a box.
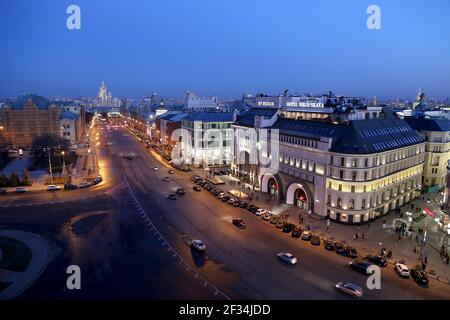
[217,192,226,199]
[335,282,363,298]
[410,265,429,285]
[212,189,221,196]
[365,255,387,267]
[282,223,295,233]
[291,226,302,238]
[193,186,201,192]
[191,239,206,252]
[239,201,249,209]
[15,187,27,193]
[349,260,373,274]
[168,194,177,200]
[192,175,201,181]
[347,247,358,258]
[176,188,185,195]
[168,170,174,174]
[394,261,410,278]
[221,195,231,202]
[153,167,159,171]
[255,208,267,216]
[47,185,61,191]
[324,240,335,251]
[232,218,246,229]
[277,252,297,265]
[92,176,103,185]
[232,201,240,207]
[270,216,279,224]
[276,219,285,229]
[301,231,312,241]
[228,198,237,205]
[79,181,92,189]
[335,242,347,256]
[247,205,258,213]
[310,234,321,246]
[262,211,274,221]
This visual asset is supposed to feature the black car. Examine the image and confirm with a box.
[64,183,78,190]
[410,266,429,285]
[310,234,321,246]
[92,176,103,185]
[176,188,185,195]
[291,227,302,238]
[212,189,221,196]
[365,255,387,267]
[195,179,203,185]
[193,186,201,192]
[232,218,246,229]
[324,240,335,251]
[347,247,358,258]
[349,260,373,274]
[168,194,177,200]
[247,204,256,212]
[335,242,348,256]
[282,223,295,233]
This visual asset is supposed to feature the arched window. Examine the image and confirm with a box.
[361,198,366,209]
[349,199,355,209]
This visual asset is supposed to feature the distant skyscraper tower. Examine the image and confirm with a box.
[96,81,112,107]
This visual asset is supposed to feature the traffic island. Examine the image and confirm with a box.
[0,230,50,300]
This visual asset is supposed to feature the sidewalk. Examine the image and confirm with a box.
[0,230,50,300]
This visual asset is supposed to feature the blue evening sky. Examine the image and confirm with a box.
[0,0,449,100]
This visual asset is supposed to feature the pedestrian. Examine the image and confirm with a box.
[446,254,449,265]
[361,232,365,240]
[422,262,426,270]
[424,256,428,264]
[355,233,359,240]
[415,235,419,244]
[387,250,392,258]
[413,245,416,253]
[398,235,402,243]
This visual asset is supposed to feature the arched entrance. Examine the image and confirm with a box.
[294,188,307,209]
[286,182,313,213]
[268,177,279,198]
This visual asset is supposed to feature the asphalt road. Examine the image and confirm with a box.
[2,124,450,299]
[107,126,450,300]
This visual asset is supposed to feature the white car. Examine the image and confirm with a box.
[301,230,312,240]
[153,167,159,171]
[228,198,237,204]
[335,282,363,298]
[191,240,206,252]
[255,209,267,216]
[46,185,61,191]
[217,192,226,199]
[277,252,297,265]
[394,261,410,278]
[79,181,92,188]
[263,211,274,221]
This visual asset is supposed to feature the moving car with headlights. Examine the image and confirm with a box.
[394,261,410,278]
[193,186,201,192]
[46,185,61,191]
[365,255,387,267]
[153,167,159,171]
[15,187,27,193]
[335,282,363,298]
[232,218,246,229]
[176,188,185,195]
[276,252,297,265]
[410,265,429,285]
[191,239,206,252]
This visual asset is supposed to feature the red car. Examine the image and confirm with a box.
[232,218,246,229]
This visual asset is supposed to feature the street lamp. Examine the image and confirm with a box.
[61,151,66,176]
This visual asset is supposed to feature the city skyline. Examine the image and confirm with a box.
[1,0,450,100]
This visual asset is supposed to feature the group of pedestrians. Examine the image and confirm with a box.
[352,232,366,240]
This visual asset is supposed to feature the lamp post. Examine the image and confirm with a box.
[61,151,67,176]
[47,148,53,184]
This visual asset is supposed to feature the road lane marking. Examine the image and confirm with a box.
[121,173,230,300]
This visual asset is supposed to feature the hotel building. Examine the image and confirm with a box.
[232,96,426,224]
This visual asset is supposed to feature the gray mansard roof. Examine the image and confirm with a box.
[405,117,450,132]
[272,116,425,154]
[235,108,279,127]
